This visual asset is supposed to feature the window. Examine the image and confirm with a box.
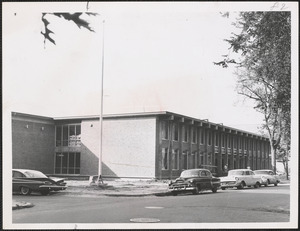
[172,149,179,170]
[173,123,179,141]
[208,131,212,146]
[228,135,231,148]
[182,151,188,169]
[161,121,169,140]
[182,126,189,142]
[200,129,204,144]
[162,148,169,170]
[192,127,197,143]
[221,134,225,147]
[56,124,81,147]
[191,151,197,168]
[55,152,81,174]
[215,133,219,147]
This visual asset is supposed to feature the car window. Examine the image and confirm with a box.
[245,171,250,175]
[205,171,211,177]
[13,171,25,178]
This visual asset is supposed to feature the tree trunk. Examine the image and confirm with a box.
[269,139,276,173]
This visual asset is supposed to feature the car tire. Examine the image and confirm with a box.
[221,187,225,190]
[172,192,178,196]
[237,182,245,189]
[274,183,278,186]
[20,186,31,195]
[254,182,260,188]
[265,180,269,187]
[193,186,200,195]
[41,190,50,196]
[212,187,217,193]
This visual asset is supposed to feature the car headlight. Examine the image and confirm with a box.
[235,177,239,181]
[44,181,52,185]
[261,176,267,180]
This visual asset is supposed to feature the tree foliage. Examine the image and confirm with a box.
[41,12,97,46]
[215,12,291,173]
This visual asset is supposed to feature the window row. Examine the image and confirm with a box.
[161,148,202,170]
[161,121,269,150]
[56,124,81,147]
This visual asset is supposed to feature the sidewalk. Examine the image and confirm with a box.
[64,179,171,197]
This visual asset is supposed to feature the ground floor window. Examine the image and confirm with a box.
[55,152,80,174]
[162,148,169,170]
[172,149,179,170]
[182,151,188,170]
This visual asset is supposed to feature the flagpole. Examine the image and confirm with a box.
[98,19,105,185]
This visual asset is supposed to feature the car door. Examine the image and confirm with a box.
[12,170,26,191]
[244,171,253,185]
[199,170,211,189]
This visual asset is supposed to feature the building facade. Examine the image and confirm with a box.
[12,111,271,179]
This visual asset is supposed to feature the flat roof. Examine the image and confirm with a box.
[12,111,268,139]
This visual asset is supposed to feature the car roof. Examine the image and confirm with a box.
[13,169,40,173]
[229,169,251,171]
[182,168,210,171]
[254,169,273,171]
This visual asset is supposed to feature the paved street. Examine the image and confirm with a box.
[12,184,290,224]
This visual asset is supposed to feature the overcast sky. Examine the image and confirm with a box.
[3,2,297,133]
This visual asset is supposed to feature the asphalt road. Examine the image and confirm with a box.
[12,184,290,224]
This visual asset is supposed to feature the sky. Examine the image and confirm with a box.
[2,2,297,134]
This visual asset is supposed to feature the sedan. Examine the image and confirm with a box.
[220,169,261,190]
[13,169,67,195]
[253,169,280,186]
[168,169,220,196]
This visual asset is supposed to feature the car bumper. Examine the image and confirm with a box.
[39,185,67,191]
[169,185,196,192]
[220,181,239,188]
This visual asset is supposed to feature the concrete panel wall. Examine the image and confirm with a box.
[12,118,55,174]
[102,117,156,178]
[80,119,100,176]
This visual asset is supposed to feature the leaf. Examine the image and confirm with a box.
[41,12,98,47]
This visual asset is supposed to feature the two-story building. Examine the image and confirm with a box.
[12,111,271,179]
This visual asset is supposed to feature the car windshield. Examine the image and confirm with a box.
[254,170,272,175]
[228,170,245,176]
[180,170,199,178]
[23,170,48,178]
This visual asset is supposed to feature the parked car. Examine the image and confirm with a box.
[168,169,220,196]
[13,169,67,195]
[253,169,280,186]
[220,169,261,190]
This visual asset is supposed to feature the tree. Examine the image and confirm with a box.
[41,12,97,47]
[214,12,291,175]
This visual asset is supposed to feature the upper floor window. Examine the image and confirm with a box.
[200,129,204,144]
[192,127,197,144]
[215,133,219,147]
[162,148,169,170]
[221,134,225,147]
[207,131,212,146]
[182,125,189,142]
[56,124,81,147]
[161,121,169,140]
[173,123,179,141]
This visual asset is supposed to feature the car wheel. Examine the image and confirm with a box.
[40,190,50,196]
[254,182,260,188]
[221,187,225,190]
[193,186,200,195]
[171,192,178,196]
[237,182,245,189]
[274,183,278,186]
[20,186,31,195]
[265,180,269,187]
[212,187,217,193]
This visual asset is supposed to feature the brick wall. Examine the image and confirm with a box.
[12,116,55,174]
